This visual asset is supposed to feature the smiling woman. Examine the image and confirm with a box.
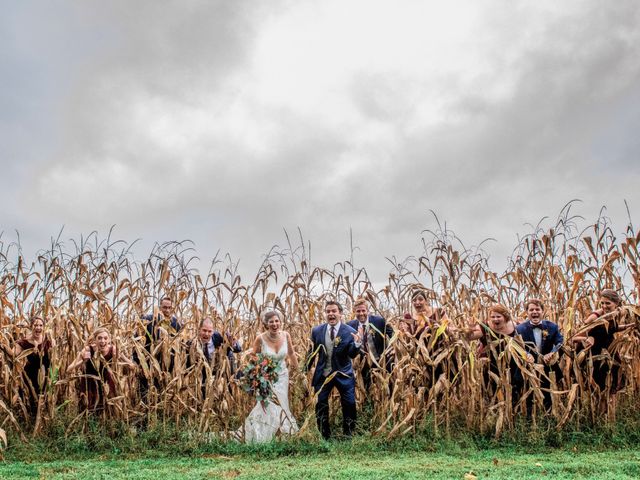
[14,316,54,420]
[241,310,299,443]
[66,328,135,414]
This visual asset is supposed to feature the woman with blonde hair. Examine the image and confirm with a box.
[68,327,135,412]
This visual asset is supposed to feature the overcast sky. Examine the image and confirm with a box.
[1,0,639,281]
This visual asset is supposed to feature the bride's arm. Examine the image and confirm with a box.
[286,332,298,370]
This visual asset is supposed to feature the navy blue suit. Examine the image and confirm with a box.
[346,315,393,359]
[212,331,242,373]
[187,332,242,372]
[307,322,359,439]
[347,316,394,389]
[516,319,564,411]
[516,320,563,360]
[137,313,182,400]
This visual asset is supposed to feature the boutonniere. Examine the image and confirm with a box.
[542,330,549,340]
[333,336,341,347]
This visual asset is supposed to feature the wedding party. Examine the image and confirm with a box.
[3,0,640,478]
[2,239,640,445]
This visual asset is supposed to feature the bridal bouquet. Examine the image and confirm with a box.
[240,353,281,405]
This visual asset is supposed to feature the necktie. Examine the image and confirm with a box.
[330,326,336,341]
[362,324,369,351]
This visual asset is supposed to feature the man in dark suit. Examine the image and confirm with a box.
[307,301,361,439]
[186,317,242,400]
[516,298,564,411]
[346,298,394,390]
[136,296,182,401]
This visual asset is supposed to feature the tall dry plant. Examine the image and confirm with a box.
[1,206,639,441]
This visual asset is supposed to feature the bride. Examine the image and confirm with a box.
[243,310,299,442]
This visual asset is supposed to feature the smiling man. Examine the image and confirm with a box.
[186,317,242,401]
[516,298,564,412]
[346,298,394,390]
[307,301,361,439]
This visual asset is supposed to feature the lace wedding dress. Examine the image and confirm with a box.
[243,337,298,442]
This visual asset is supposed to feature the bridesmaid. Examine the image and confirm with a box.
[15,316,55,419]
[67,327,135,413]
[398,289,449,339]
[398,289,455,388]
[572,290,633,414]
[467,304,522,396]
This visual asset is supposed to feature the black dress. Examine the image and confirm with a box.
[17,337,52,417]
[477,324,521,394]
[414,309,454,387]
[584,312,622,393]
[78,346,117,412]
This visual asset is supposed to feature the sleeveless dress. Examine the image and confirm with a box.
[78,345,117,412]
[582,311,623,392]
[17,337,52,417]
[243,337,298,442]
[477,323,522,395]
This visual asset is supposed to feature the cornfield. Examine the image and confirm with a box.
[1,204,640,442]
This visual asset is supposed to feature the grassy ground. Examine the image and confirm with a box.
[2,447,640,479]
[4,416,640,479]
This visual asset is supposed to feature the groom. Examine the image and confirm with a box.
[516,298,564,411]
[307,301,361,439]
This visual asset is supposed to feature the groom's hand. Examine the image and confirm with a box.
[351,331,362,346]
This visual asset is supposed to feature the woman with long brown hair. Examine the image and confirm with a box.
[398,289,455,389]
[572,289,634,413]
[14,315,55,419]
[399,289,450,339]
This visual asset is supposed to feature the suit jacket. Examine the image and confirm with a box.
[186,332,242,373]
[346,315,393,358]
[135,314,182,369]
[516,320,563,360]
[307,323,359,389]
[141,314,181,350]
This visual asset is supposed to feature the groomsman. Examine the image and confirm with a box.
[186,317,242,399]
[346,298,394,390]
[137,296,182,400]
[516,298,564,411]
[307,301,361,439]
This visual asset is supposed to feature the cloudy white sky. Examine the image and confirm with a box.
[2,0,639,280]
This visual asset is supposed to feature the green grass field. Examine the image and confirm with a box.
[2,448,640,479]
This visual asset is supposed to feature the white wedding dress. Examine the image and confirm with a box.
[243,337,298,443]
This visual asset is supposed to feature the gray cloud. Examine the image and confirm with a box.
[2,0,640,282]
